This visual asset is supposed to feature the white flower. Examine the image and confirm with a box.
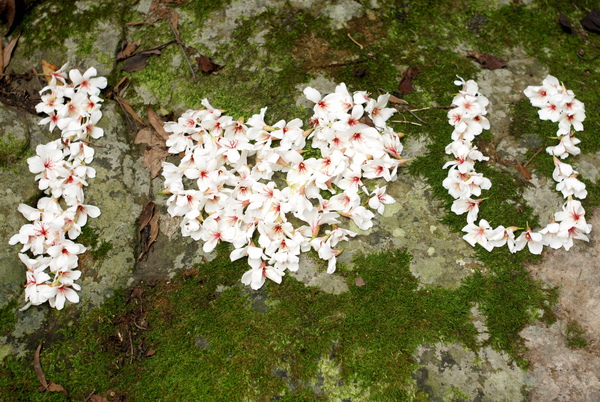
[367,186,396,215]
[462,219,494,251]
[514,227,544,254]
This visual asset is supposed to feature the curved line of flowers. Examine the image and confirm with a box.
[9,65,107,310]
[160,84,406,290]
[443,75,591,254]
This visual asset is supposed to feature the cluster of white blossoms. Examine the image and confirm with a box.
[10,66,107,309]
[444,75,591,254]
[162,83,405,289]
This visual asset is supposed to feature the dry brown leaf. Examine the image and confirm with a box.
[121,52,152,72]
[90,395,110,402]
[146,348,156,357]
[358,114,375,128]
[515,160,531,180]
[0,0,24,34]
[3,33,19,69]
[169,10,179,38]
[558,13,573,35]
[581,8,600,34]
[146,212,160,251]
[141,146,169,178]
[116,95,145,125]
[467,51,506,70]
[46,382,68,396]
[138,211,161,261]
[398,66,419,95]
[388,94,408,105]
[138,201,155,236]
[41,59,57,85]
[116,39,141,61]
[147,107,170,141]
[196,55,222,74]
[134,127,154,145]
[355,277,366,287]
[33,344,48,390]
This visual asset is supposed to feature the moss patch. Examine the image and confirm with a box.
[0,240,558,399]
[0,134,30,172]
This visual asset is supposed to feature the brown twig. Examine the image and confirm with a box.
[523,147,544,168]
[83,390,96,402]
[391,120,422,126]
[128,329,134,364]
[167,14,196,81]
[394,104,427,125]
[410,105,454,112]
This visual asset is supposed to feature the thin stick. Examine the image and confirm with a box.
[410,105,454,112]
[128,329,134,364]
[391,120,422,126]
[395,105,427,125]
[168,17,196,81]
[84,390,96,402]
[347,33,364,49]
[523,147,544,168]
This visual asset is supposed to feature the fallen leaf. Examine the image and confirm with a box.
[358,114,375,128]
[0,0,24,34]
[581,8,600,34]
[120,42,175,72]
[138,201,155,237]
[467,51,506,70]
[558,13,573,34]
[196,55,222,74]
[169,10,179,39]
[141,146,169,179]
[398,66,419,95]
[41,59,57,85]
[146,348,156,357]
[116,39,141,61]
[138,212,160,261]
[134,127,153,145]
[147,212,160,251]
[116,95,145,125]
[147,107,170,142]
[147,0,171,23]
[3,33,18,69]
[33,344,48,390]
[515,159,531,180]
[121,52,152,72]
[33,345,68,396]
[47,382,68,396]
[90,395,110,402]
[355,277,366,287]
[388,94,408,106]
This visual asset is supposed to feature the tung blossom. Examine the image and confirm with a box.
[10,67,106,310]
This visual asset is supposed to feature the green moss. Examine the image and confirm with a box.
[0,299,18,336]
[78,226,114,261]
[565,320,588,349]
[0,134,30,172]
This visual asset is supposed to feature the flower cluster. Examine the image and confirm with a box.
[10,65,107,309]
[444,75,591,254]
[162,84,404,289]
